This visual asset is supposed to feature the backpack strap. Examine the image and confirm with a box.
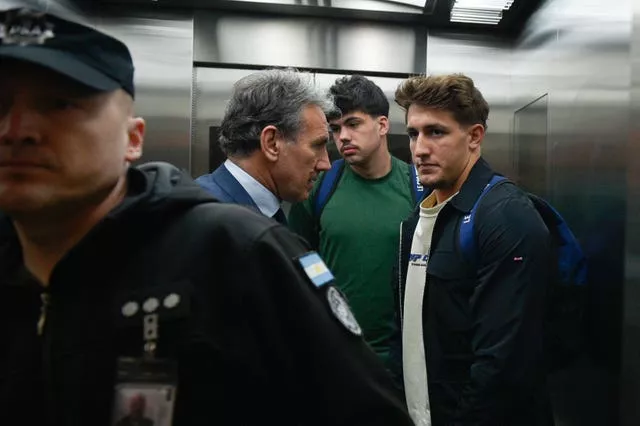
[458,175,509,263]
[313,159,346,217]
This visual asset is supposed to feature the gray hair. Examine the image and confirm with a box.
[219,68,338,157]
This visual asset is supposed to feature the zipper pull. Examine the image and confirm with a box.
[37,292,50,336]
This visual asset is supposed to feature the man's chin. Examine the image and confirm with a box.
[419,175,448,190]
[418,173,435,186]
[342,154,363,165]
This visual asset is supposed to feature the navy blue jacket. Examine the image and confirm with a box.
[391,158,555,426]
[195,163,260,212]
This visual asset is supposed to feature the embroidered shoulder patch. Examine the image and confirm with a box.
[326,286,362,336]
[297,251,334,288]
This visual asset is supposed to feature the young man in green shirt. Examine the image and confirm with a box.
[289,75,421,373]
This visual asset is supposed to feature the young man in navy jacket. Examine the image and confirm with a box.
[391,74,554,426]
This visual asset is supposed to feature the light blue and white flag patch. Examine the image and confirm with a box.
[298,252,334,288]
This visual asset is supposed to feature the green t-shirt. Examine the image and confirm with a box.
[288,156,415,365]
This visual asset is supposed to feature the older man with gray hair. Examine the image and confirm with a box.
[196,68,335,225]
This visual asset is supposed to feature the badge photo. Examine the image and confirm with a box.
[111,383,175,426]
[326,286,362,336]
[112,357,178,426]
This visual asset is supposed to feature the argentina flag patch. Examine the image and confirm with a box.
[297,251,334,288]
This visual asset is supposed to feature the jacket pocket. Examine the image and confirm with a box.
[428,250,474,331]
[426,250,475,382]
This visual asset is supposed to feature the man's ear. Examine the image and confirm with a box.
[260,125,282,162]
[377,116,390,137]
[125,117,145,162]
[468,123,485,150]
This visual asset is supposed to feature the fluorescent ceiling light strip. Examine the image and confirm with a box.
[451,12,502,19]
[453,6,505,13]
[452,6,510,13]
[453,0,513,7]
[450,0,513,24]
[451,15,502,21]
[451,13,502,20]
[385,0,426,7]
[453,0,513,10]
[451,16,500,21]
[453,6,505,11]
[452,9,502,17]
[450,20,500,25]
[452,15,502,21]
[450,17,501,24]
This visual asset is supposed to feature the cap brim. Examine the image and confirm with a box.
[0,46,121,92]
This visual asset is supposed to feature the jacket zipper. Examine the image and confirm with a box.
[37,291,50,336]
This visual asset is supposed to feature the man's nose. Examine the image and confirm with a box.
[0,102,39,146]
[338,126,351,142]
[413,134,432,158]
[316,146,332,172]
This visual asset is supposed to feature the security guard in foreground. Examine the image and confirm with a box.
[0,8,414,425]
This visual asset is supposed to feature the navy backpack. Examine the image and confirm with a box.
[459,174,588,372]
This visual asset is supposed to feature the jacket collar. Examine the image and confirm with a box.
[223,160,279,216]
[448,157,498,213]
[211,163,260,210]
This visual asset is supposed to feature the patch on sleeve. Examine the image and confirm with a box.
[326,286,362,336]
[297,251,334,288]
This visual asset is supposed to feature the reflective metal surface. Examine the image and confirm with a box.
[43,0,87,21]
[624,0,640,424]
[94,11,194,171]
[194,11,427,75]
[0,0,78,13]
[220,0,425,14]
[513,94,549,198]
[512,0,630,424]
[0,0,45,11]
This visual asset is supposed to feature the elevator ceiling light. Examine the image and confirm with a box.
[386,0,426,7]
[450,0,514,25]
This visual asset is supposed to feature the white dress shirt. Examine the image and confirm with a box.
[224,159,280,217]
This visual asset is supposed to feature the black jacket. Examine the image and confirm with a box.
[391,158,554,426]
[0,162,413,426]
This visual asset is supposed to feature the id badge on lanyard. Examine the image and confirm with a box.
[111,312,177,426]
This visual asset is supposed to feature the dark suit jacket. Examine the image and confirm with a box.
[195,164,260,212]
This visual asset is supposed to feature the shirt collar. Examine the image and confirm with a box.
[448,157,497,213]
[224,159,280,217]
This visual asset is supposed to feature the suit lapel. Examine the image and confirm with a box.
[211,164,260,211]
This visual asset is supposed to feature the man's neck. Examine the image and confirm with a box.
[433,154,480,205]
[13,178,128,287]
[349,145,392,180]
[229,156,278,197]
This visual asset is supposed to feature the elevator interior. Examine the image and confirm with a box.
[6,0,639,424]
